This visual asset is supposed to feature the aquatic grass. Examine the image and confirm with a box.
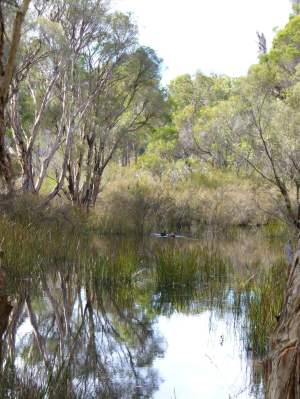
[0,212,288,399]
[151,245,231,314]
[86,244,141,288]
[153,247,200,289]
[152,245,229,288]
[261,220,290,240]
[0,206,142,292]
[243,258,287,357]
[0,212,90,293]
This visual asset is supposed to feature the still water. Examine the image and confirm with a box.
[154,312,250,399]
[0,229,285,398]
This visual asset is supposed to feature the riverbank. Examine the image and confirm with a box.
[95,164,284,235]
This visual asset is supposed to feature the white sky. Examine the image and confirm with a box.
[113,0,292,84]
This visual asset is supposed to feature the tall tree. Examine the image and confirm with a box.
[0,0,31,191]
[66,46,165,207]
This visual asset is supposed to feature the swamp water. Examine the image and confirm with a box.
[0,229,286,398]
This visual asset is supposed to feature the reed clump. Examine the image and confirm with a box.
[0,197,91,286]
[153,248,199,289]
[153,246,229,291]
[244,259,287,357]
[91,246,141,287]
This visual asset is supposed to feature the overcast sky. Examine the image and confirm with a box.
[113,0,292,84]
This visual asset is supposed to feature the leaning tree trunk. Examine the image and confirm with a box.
[0,105,13,191]
[265,238,300,398]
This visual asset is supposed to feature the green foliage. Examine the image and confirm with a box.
[269,16,300,66]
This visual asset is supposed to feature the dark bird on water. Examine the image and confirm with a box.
[160,231,176,238]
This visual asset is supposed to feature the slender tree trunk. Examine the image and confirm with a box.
[91,172,102,207]
[79,134,95,207]
[0,105,13,191]
[0,0,31,191]
[10,89,36,192]
[45,121,74,203]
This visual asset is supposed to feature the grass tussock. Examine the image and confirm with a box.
[150,245,231,315]
[153,248,200,289]
[0,194,94,235]
[241,258,287,357]
[90,245,141,288]
[153,246,228,289]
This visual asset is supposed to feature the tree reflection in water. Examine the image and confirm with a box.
[0,232,283,398]
[0,266,164,398]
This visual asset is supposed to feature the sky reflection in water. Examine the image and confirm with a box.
[154,311,258,399]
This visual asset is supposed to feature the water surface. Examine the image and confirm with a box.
[0,229,284,398]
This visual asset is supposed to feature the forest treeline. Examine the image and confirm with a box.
[1,0,300,231]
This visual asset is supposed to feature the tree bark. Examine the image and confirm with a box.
[265,238,300,398]
[0,105,13,190]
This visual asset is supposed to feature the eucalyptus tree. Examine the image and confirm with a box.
[43,1,141,202]
[291,0,300,15]
[7,0,164,204]
[168,72,233,163]
[221,16,300,227]
[65,46,165,207]
[9,1,64,192]
[258,15,300,96]
[168,15,300,227]
[197,70,300,226]
[246,79,300,227]
[0,0,31,191]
